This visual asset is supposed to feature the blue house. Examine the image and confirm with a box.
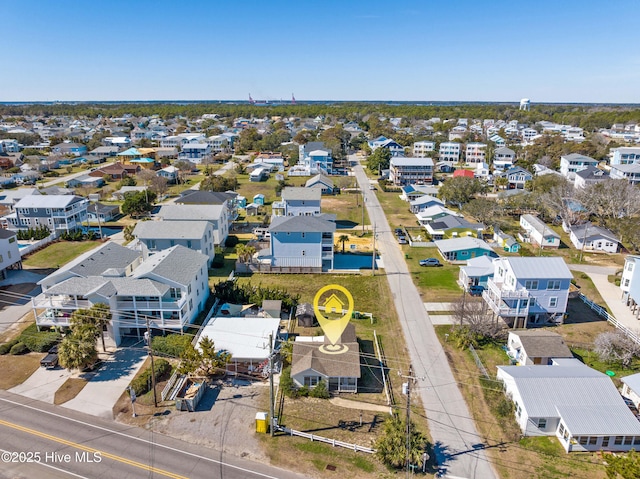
[253,194,265,206]
[236,196,247,208]
[434,237,499,262]
[52,142,88,157]
[459,255,495,290]
[269,215,336,271]
[493,228,520,253]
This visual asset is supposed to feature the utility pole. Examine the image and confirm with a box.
[146,316,157,408]
[371,223,376,275]
[361,189,365,234]
[400,366,416,478]
[579,223,590,263]
[269,333,275,437]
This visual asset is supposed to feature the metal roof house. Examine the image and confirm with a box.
[520,214,561,249]
[434,237,497,262]
[497,359,640,452]
[569,223,619,253]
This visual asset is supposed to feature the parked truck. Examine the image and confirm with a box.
[40,345,59,369]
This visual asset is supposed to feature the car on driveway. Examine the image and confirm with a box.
[394,228,404,235]
[468,285,485,296]
[397,237,408,244]
[419,258,442,267]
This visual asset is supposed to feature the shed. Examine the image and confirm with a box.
[295,302,316,327]
[262,300,282,319]
[253,194,265,206]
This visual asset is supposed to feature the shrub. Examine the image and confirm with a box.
[19,323,61,352]
[225,235,239,248]
[0,339,20,355]
[151,334,193,358]
[130,358,172,396]
[10,342,29,355]
[280,366,296,398]
[211,254,224,268]
[309,379,330,399]
[297,385,309,397]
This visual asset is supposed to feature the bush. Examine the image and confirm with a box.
[211,254,224,268]
[151,334,193,358]
[225,235,239,248]
[297,385,309,397]
[10,342,29,355]
[309,379,330,399]
[280,366,296,398]
[19,323,61,352]
[130,358,172,396]
[0,339,20,355]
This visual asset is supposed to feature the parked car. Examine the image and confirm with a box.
[419,258,442,267]
[394,228,404,235]
[468,285,485,296]
[397,237,408,245]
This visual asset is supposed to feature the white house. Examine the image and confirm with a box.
[621,373,640,408]
[458,255,495,291]
[389,156,434,186]
[611,147,640,166]
[621,256,640,312]
[412,141,436,157]
[33,243,209,346]
[520,214,560,248]
[178,143,211,163]
[409,194,444,213]
[559,153,599,180]
[482,256,573,327]
[157,204,229,246]
[505,330,573,366]
[133,220,216,265]
[0,229,21,280]
[465,142,487,165]
[573,166,609,189]
[269,215,335,271]
[497,359,640,452]
[499,166,533,190]
[272,187,321,217]
[438,142,461,164]
[568,223,619,253]
[493,147,516,170]
[0,139,21,153]
[610,163,640,185]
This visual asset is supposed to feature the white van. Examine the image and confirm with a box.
[253,228,271,240]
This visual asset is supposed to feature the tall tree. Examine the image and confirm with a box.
[438,176,486,208]
[121,190,156,217]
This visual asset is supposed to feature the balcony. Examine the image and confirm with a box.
[114,299,182,310]
[33,296,92,310]
[483,279,531,317]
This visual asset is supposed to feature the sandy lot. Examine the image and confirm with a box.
[147,379,270,462]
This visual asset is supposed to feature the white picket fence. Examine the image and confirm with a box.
[578,293,640,345]
[18,233,57,257]
[276,425,375,454]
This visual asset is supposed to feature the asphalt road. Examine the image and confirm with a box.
[352,156,496,479]
[0,391,306,479]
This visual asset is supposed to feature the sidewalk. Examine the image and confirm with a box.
[585,272,640,334]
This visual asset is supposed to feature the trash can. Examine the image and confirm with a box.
[405,254,409,259]
[255,412,268,433]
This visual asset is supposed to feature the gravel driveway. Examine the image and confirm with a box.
[149,379,269,462]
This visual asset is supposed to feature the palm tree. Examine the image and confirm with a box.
[235,244,247,263]
[338,234,350,253]
[244,245,256,264]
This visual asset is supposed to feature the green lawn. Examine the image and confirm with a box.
[403,246,462,301]
[22,241,102,268]
[373,188,417,230]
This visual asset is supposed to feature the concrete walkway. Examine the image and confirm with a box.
[584,272,640,333]
[61,344,147,419]
[9,366,73,403]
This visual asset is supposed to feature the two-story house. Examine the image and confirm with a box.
[0,229,21,280]
[621,255,640,314]
[438,142,461,164]
[298,142,334,175]
[178,143,211,163]
[611,147,640,166]
[176,189,239,221]
[610,164,640,185]
[206,134,231,153]
[520,214,561,248]
[573,166,609,189]
[482,256,573,327]
[499,166,533,190]
[133,220,215,265]
[34,243,209,346]
[5,195,88,234]
[272,187,321,217]
[157,204,229,246]
[465,142,487,165]
[412,141,436,157]
[269,215,336,271]
[389,157,434,186]
[559,153,599,180]
[493,146,516,171]
[52,141,87,157]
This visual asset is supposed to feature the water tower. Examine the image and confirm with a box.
[519,98,531,111]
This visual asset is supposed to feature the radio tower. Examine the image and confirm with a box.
[249,94,255,105]
[291,93,296,105]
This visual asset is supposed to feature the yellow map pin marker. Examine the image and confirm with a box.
[313,284,354,346]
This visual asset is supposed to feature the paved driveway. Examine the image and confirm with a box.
[62,342,147,419]
[352,156,496,479]
[9,366,73,403]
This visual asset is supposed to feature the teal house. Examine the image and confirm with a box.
[253,194,265,206]
[434,237,499,262]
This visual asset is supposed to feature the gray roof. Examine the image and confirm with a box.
[621,373,640,394]
[521,214,560,238]
[295,302,314,317]
[562,153,598,163]
[434,237,493,253]
[570,223,619,243]
[410,194,443,207]
[132,245,208,286]
[68,243,140,277]
[502,257,573,280]
[460,255,495,277]
[575,165,608,180]
[498,361,640,436]
[429,215,483,231]
[305,174,333,189]
[133,220,209,240]
[0,229,17,240]
[269,215,336,233]
[510,330,573,359]
[176,190,234,205]
[157,204,225,222]
[88,202,120,215]
[612,163,640,173]
[15,194,85,209]
[281,187,321,202]
[108,277,170,296]
[494,146,515,155]
[46,276,110,297]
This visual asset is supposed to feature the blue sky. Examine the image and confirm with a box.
[2,0,639,103]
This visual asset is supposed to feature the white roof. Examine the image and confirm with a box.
[158,204,225,222]
[14,194,84,209]
[497,256,572,280]
[390,157,434,167]
[415,205,458,219]
[197,316,280,361]
[434,237,493,253]
[460,255,495,277]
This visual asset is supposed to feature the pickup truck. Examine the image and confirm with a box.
[40,345,59,369]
